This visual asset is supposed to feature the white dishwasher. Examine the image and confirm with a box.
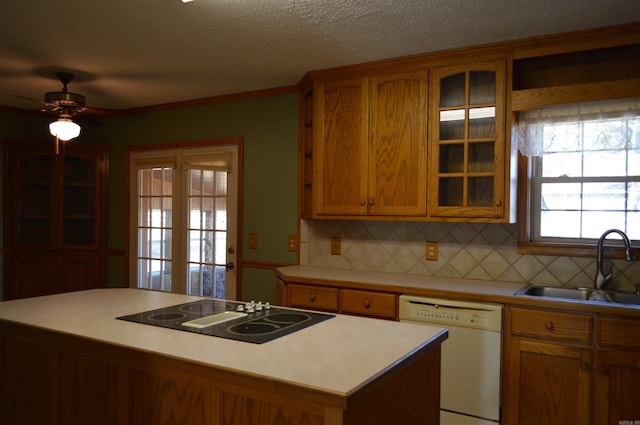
[399,294,503,425]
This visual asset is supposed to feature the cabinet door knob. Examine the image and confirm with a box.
[495,200,502,207]
[309,294,316,302]
[368,199,375,207]
[363,299,371,309]
[545,321,555,331]
[360,200,366,206]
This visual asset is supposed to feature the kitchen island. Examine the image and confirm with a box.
[0,288,447,425]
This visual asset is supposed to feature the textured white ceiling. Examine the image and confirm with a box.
[1,0,638,110]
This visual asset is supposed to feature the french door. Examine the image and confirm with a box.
[129,144,238,299]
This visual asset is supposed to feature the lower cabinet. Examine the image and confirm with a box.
[504,337,592,424]
[503,306,640,425]
[503,306,593,425]
[594,316,640,424]
[282,280,398,320]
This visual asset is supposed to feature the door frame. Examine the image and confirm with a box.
[125,137,243,299]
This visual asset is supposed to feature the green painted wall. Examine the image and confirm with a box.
[0,92,299,302]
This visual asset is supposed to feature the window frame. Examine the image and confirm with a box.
[516,109,640,258]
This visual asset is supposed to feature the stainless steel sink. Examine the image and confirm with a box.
[515,285,640,305]
[515,285,592,300]
[605,291,640,305]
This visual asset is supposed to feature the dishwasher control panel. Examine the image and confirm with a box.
[398,294,502,332]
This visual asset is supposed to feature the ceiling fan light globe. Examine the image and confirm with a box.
[49,118,81,141]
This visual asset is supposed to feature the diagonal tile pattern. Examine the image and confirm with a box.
[300,219,640,291]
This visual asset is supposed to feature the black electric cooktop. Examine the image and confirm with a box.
[117,299,334,344]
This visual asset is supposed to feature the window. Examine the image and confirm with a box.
[129,144,239,299]
[518,98,640,248]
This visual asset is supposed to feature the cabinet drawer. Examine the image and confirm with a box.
[289,284,338,312]
[341,289,397,319]
[510,307,593,343]
[597,316,640,349]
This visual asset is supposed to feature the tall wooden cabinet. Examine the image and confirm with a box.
[312,70,427,217]
[3,143,109,299]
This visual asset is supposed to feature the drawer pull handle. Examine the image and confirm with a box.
[545,321,554,331]
[363,299,371,309]
[309,294,316,302]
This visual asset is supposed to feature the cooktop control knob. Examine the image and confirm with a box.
[236,304,244,312]
[256,301,263,311]
[264,302,271,310]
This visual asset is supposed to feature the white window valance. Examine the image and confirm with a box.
[517,98,640,158]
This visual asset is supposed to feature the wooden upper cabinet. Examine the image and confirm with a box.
[428,60,508,220]
[313,77,369,216]
[369,71,427,216]
[313,70,427,217]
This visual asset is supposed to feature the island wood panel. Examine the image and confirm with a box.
[58,352,121,425]
[0,319,441,425]
[344,342,440,425]
[222,394,323,425]
[0,332,57,425]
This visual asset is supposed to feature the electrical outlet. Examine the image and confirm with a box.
[426,241,438,261]
[287,235,297,252]
[330,237,341,255]
[248,233,258,249]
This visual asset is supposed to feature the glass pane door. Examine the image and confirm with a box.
[130,144,238,299]
[137,168,173,292]
[432,65,502,213]
[186,169,228,298]
[63,156,97,246]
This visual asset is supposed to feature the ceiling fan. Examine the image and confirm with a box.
[44,71,88,116]
[44,71,86,149]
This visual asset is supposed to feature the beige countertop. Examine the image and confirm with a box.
[276,265,526,299]
[0,288,447,396]
[276,265,640,316]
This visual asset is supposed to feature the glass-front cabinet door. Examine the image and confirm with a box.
[428,60,506,219]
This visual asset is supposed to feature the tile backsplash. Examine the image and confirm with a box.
[299,219,640,292]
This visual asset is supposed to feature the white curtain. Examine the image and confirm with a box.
[517,98,640,158]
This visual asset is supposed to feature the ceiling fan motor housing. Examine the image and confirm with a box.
[44,90,86,108]
[43,71,87,114]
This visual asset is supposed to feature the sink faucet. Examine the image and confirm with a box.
[594,229,635,290]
